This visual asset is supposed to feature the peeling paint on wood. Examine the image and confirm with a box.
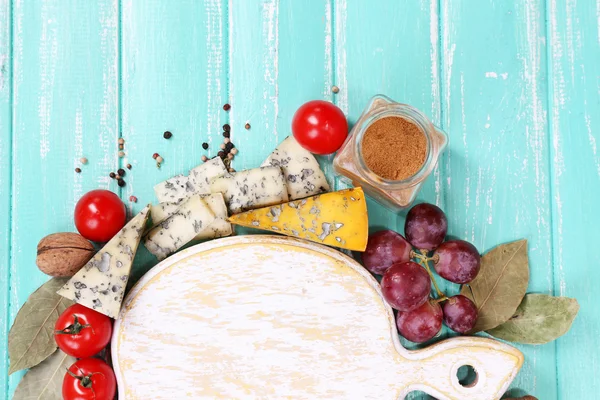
[3,1,600,399]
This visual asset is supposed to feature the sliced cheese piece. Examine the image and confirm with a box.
[154,175,195,203]
[228,187,368,251]
[188,157,228,194]
[150,193,232,240]
[57,205,151,318]
[198,193,233,239]
[145,195,216,260]
[209,166,289,214]
[261,136,330,200]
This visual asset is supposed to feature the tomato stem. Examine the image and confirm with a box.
[55,315,91,335]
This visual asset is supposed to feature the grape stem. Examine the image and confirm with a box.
[411,249,448,302]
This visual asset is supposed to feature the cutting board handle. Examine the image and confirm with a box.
[397,336,524,400]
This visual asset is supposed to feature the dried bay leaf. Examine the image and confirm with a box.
[487,294,579,344]
[460,239,529,333]
[8,278,74,374]
[13,349,76,400]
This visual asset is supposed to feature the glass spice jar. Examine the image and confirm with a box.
[333,95,448,211]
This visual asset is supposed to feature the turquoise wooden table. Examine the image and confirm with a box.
[1,0,598,399]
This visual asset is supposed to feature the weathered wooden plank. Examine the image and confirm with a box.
[440,0,555,398]
[121,0,227,282]
[228,0,282,170]
[8,0,119,394]
[277,0,335,187]
[334,0,442,230]
[335,1,441,397]
[0,0,11,396]
[548,0,600,397]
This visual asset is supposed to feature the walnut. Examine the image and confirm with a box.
[36,232,95,277]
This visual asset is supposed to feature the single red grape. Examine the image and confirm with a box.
[433,240,481,284]
[381,262,431,312]
[442,295,478,334]
[397,299,443,343]
[362,230,412,275]
[404,203,448,251]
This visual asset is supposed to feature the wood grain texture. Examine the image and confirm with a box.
[228,0,281,170]
[439,0,555,397]
[114,236,522,400]
[333,0,442,234]
[548,0,600,397]
[8,0,118,395]
[0,0,11,396]
[3,0,600,398]
[121,0,227,283]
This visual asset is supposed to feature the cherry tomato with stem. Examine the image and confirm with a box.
[75,189,126,242]
[292,100,348,155]
[63,358,116,400]
[55,304,113,358]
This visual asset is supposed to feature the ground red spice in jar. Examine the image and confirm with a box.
[361,117,427,181]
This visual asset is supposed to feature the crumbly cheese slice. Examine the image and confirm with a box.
[145,195,216,260]
[154,159,227,203]
[150,193,232,240]
[261,136,330,200]
[228,188,368,251]
[154,175,195,203]
[188,157,228,194]
[209,166,289,214]
[57,205,151,318]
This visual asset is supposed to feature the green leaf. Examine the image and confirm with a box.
[8,278,74,374]
[13,349,76,400]
[460,239,529,333]
[487,294,579,344]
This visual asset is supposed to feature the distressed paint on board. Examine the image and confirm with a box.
[229,0,281,171]
[548,0,600,397]
[0,0,11,396]
[121,0,227,283]
[114,236,522,400]
[8,0,119,395]
[2,0,600,398]
[440,0,555,398]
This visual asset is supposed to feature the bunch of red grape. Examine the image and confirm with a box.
[362,203,481,343]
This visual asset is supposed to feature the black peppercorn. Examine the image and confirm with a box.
[202,142,209,150]
[225,142,234,151]
[109,172,116,179]
[117,168,126,177]
[163,131,172,139]
[117,178,126,187]
[223,124,230,132]
[223,103,231,111]
[75,168,82,173]
[217,151,226,159]
[245,123,251,130]
[223,131,230,138]
[126,163,132,170]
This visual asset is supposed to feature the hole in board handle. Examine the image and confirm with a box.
[457,365,478,388]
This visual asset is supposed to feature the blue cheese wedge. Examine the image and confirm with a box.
[154,159,227,202]
[209,166,289,214]
[145,195,216,260]
[261,136,330,200]
[57,205,151,318]
[154,175,195,203]
[150,193,232,240]
[188,157,228,194]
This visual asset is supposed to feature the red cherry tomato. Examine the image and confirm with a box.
[63,358,116,400]
[292,100,348,155]
[75,189,126,242]
[55,304,113,358]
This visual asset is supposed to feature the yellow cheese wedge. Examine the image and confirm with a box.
[228,187,368,251]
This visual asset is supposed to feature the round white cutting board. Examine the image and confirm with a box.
[112,235,523,400]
